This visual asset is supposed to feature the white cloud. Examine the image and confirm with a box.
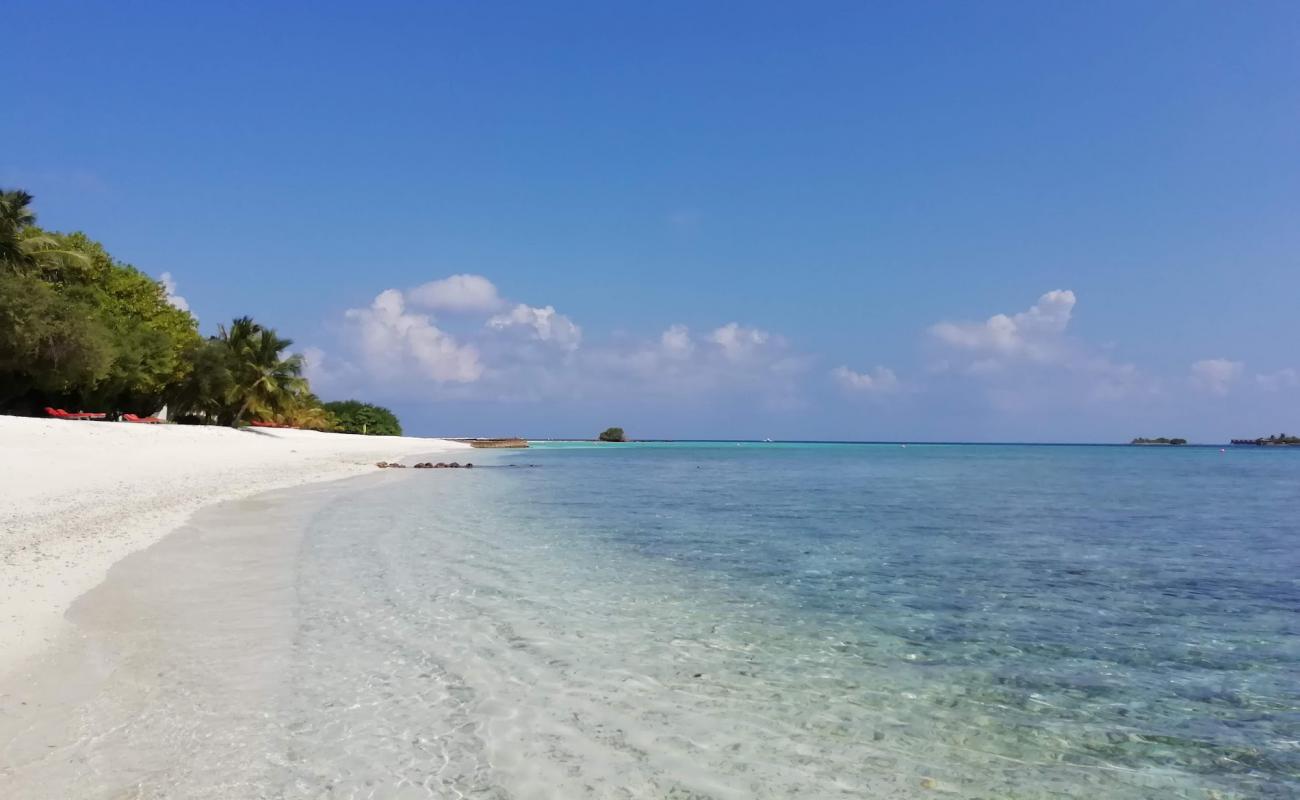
[709,323,774,361]
[487,304,582,351]
[343,289,483,383]
[927,290,1156,407]
[407,274,503,312]
[578,322,810,407]
[1190,358,1243,395]
[832,365,900,393]
[1256,368,1298,391]
[660,324,694,358]
[929,289,1075,364]
[158,272,189,313]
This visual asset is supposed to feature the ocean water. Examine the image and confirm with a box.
[2,443,1298,799]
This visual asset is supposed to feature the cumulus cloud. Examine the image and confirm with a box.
[660,324,694,358]
[709,323,775,361]
[487,304,582,351]
[158,272,189,313]
[929,289,1075,365]
[927,290,1156,407]
[1256,368,1298,391]
[407,274,503,312]
[579,322,809,406]
[1190,358,1243,395]
[832,365,900,393]
[343,289,483,383]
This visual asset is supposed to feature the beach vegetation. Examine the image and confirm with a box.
[0,187,391,433]
[0,202,201,415]
[1130,437,1187,445]
[0,190,91,278]
[167,317,310,427]
[598,427,627,442]
[1236,433,1300,446]
[324,400,402,436]
[0,273,115,406]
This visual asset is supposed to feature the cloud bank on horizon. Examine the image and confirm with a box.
[302,278,1296,438]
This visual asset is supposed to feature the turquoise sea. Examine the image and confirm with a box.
[280,441,1299,798]
[3,442,1297,799]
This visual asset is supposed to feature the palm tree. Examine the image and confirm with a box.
[219,316,306,426]
[0,190,37,265]
[275,391,337,430]
[0,189,90,277]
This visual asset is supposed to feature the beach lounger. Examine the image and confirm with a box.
[122,413,163,424]
[46,407,106,420]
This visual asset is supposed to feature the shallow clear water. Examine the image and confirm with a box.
[3,443,1298,799]
[278,442,1299,798]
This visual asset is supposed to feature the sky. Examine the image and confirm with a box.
[5,1,1299,441]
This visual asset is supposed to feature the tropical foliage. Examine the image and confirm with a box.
[1,188,398,432]
[598,427,627,442]
[168,317,312,427]
[323,400,402,436]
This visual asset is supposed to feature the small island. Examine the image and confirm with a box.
[1230,433,1300,446]
[1131,437,1187,446]
[598,427,627,442]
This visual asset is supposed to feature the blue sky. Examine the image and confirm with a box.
[6,2,1299,441]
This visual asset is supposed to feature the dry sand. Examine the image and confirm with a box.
[0,415,467,676]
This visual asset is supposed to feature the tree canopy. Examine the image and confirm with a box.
[324,400,402,436]
[1,192,201,415]
[598,427,627,442]
[1,188,399,433]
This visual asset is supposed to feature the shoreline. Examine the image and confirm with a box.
[0,415,467,677]
[0,473,380,795]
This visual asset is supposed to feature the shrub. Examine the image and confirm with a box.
[324,400,402,436]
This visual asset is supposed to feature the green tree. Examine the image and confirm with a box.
[323,400,402,436]
[44,230,200,414]
[167,318,308,426]
[275,392,337,431]
[0,193,201,415]
[168,338,236,422]
[0,190,90,278]
[220,317,307,426]
[0,274,114,410]
[598,427,626,442]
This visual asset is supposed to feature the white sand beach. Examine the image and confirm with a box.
[0,416,467,676]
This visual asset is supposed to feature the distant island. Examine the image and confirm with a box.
[598,427,627,442]
[1230,433,1300,446]
[1131,437,1187,446]
[452,438,529,449]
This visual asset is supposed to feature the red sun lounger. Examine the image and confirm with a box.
[122,413,163,424]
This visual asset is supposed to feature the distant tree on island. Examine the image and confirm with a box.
[325,400,402,436]
[1130,437,1187,445]
[598,427,627,442]
[1240,433,1300,445]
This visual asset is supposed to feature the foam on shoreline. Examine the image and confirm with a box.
[0,415,467,676]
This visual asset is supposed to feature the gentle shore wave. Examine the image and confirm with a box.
[0,416,467,675]
[2,439,1296,798]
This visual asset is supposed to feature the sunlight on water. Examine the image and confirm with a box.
[274,443,1299,798]
[1,444,1295,799]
